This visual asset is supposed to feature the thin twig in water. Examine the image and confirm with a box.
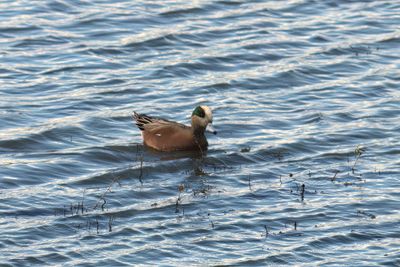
[352,145,365,174]
[248,176,252,191]
[208,213,214,228]
[93,173,121,211]
[138,155,143,184]
[331,170,340,181]
[108,215,115,232]
[264,225,268,238]
[300,184,305,201]
[81,189,86,214]
[175,198,180,213]
[101,198,106,211]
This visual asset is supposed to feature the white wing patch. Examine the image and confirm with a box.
[155,133,162,137]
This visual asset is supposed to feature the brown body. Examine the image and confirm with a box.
[133,111,211,152]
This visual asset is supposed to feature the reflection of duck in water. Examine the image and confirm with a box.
[132,106,216,152]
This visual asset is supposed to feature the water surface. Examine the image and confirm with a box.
[1,0,400,266]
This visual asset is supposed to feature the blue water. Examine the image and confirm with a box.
[1,0,400,266]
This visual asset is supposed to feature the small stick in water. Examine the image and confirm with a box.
[300,184,305,201]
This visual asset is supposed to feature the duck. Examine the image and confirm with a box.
[132,106,216,152]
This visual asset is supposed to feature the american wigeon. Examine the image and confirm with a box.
[132,106,216,152]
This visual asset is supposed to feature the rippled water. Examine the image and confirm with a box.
[1,0,400,266]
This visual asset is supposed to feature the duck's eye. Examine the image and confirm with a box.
[192,106,205,118]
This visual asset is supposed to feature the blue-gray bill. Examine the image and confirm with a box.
[207,123,217,135]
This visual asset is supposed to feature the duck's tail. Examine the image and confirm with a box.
[132,112,153,131]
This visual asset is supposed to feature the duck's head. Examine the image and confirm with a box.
[191,105,217,134]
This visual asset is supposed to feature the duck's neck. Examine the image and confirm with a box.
[191,117,207,137]
[192,125,208,150]
[193,127,206,138]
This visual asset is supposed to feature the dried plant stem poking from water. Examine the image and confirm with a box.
[331,170,340,181]
[93,173,121,211]
[300,184,305,201]
[96,217,99,234]
[178,184,185,193]
[175,193,181,213]
[81,189,86,214]
[69,200,86,216]
[101,199,107,211]
[248,176,252,191]
[208,213,214,229]
[108,215,115,232]
[352,145,366,174]
[138,155,144,184]
[357,210,376,219]
[175,198,180,213]
[264,225,268,238]
[175,184,185,214]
